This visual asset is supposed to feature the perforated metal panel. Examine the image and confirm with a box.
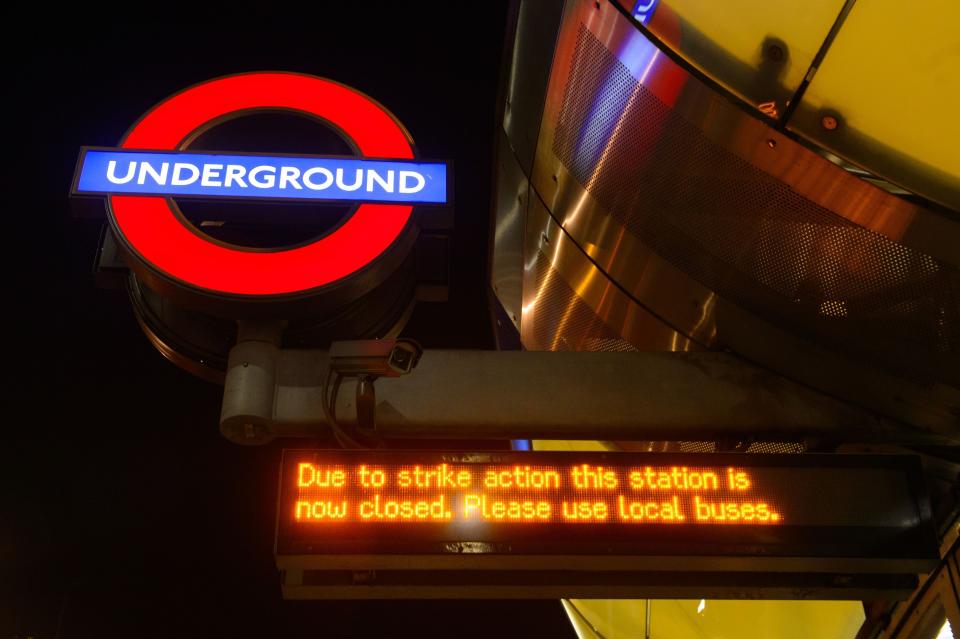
[528,250,637,352]
[550,25,960,386]
[745,442,806,454]
[679,442,804,454]
[521,194,697,353]
[617,441,806,453]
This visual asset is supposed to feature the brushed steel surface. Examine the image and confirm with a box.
[522,191,699,352]
[611,0,960,227]
[490,130,528,332]
[535,157,721,347]
[263,350,917,442]
[525,0,960,397]
[536,0,959,268]
[714,301,960,445]
[502,0,567,175]
[507,0,960,433]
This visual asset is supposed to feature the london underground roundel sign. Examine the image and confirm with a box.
[72,72,449,299]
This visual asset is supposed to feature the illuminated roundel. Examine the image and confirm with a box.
[107,72,421,297]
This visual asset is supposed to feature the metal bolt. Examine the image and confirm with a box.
[821,115,839,131]
[767,139,777,148]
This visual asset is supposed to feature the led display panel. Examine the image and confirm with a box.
[276,450,935,565]
[275,450,937,599]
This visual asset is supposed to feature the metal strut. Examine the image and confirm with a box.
[219,334,949,446]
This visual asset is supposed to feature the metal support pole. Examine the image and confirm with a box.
[220,320,285,445]
[645,598,652,639]
[218,346,954,445]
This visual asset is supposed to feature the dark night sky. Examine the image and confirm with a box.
[7,7,576,638]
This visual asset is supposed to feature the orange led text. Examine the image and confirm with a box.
[286,460,784,527]
[359,495,452,520]
[463,494,552,520]
[297,463,346,488]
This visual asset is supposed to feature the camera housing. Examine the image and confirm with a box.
[329,339,423,378]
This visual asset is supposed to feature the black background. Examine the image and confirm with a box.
[7,6,576,638]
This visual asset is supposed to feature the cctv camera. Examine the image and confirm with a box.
[329,339,423,377]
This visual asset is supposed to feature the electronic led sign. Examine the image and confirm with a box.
[275,450,937,599]
[71,72,449,298]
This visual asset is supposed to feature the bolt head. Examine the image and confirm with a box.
[766,44,784,62]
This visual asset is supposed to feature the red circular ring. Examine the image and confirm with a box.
[109,72,415,296]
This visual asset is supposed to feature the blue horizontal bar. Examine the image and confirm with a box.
[75,148,448,204]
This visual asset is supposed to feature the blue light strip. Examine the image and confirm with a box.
[632,0,659,24]
[74,148,449,204]
[571,23,660,172]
